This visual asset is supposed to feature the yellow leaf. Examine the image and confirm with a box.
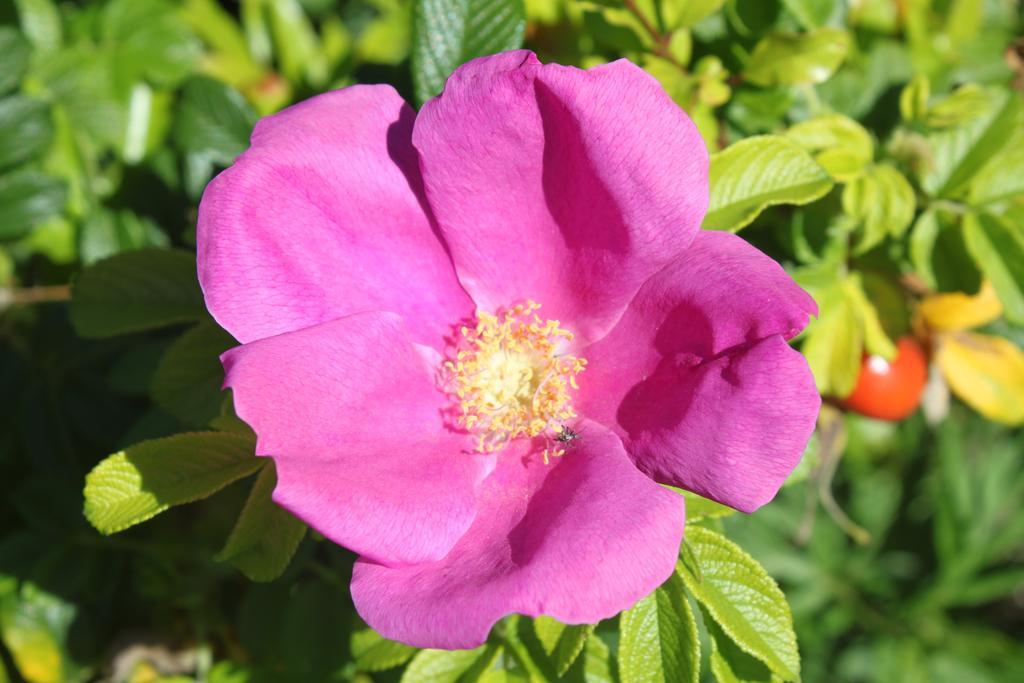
[918,282,1003,331]
[936,331,1024,425]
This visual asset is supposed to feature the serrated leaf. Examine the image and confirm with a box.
[83,431,262,534]
[70,248,205,338]
[152,320,236,427]
[533,616,593,677]
[102,0,202,87]
[843,164,916,253]
[936,331,1024,426]
[0,170,66,241]
[963,213,1024,324]
[677,527,799,681]
[704,135,833,232]
[618,570,699,683]
[707,619,781,683]
[173,76,256,165]
[0,96,53,171]
[351,627,419,672]
[922,87,1020,198]
[216,462,306,581]
[0,27,31,94]
[785,114,873,182]
[744,28,849,87]
[412,0,526,104]
[402,644,499,683]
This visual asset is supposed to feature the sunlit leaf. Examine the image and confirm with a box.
[744,28,849,87]
[619,569,699,683]
[963,213,1024,324]
[677,527,799,681]
[83,431,262,534]
[704,135,833,232]
[918,282,1003,332]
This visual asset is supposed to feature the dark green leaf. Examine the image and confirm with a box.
[216,462,307,582]
[0,170,65,241]
[412,0,526,104]
[70,248,205,338]
[151,320,236,427]
[174,76,256,165]
[0,27,30,94]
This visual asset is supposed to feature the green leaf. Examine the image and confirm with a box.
[963,213,1024,324]
[800,278,862,397]
[780,0,841,30]
[533,616,593,677]
[79,207,171,265]
[152,320,236,427]
[704,135,833,232]
[677,526,800,681]
[0,170,66,241]
[899,74,930,123]
[842,163,916,253]
[0,582,82,683]
[662,0,726,30]
[744,28,850,87]
[681,490,736,521]
[707,619,780,683]
[70,248,205,338]
[173,76,256,166]
[785,114,873,182]
[216,462,307,582]
[102,0,202,87]
[922,87,1020,198]
[910,210,982,294]
[618,570,699,683]
[83,431,262,534]
[844,274,896,360]
[12,0,62,53]
[0,28,31,95]
[967,109,1024,206]
[411,0,526,104]
[267,0,329,87]
[402,644,499,683]
[351,627,419,672]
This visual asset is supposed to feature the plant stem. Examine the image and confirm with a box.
[0,284,72,310]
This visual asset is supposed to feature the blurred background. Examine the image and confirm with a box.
[0,0,1022,681]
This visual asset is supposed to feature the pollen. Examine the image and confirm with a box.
[443,301,586,461]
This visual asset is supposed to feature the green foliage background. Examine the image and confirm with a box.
[1,0,1022,682]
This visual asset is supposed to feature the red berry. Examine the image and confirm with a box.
[842,337,928,421]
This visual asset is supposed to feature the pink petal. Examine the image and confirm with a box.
[580,231,819,512]
[197,85,472,348]
[413,51,708,342]
[222,312,491,566]
[351,422,685,649]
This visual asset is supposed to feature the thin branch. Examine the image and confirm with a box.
[0,284,72,310]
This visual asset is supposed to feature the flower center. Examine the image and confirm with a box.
[444,301,586,460]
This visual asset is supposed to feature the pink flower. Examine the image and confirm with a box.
[198,51,819,649]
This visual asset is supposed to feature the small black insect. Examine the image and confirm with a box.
[554,425,582,446]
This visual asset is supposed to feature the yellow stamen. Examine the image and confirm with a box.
[443,301,586,461]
